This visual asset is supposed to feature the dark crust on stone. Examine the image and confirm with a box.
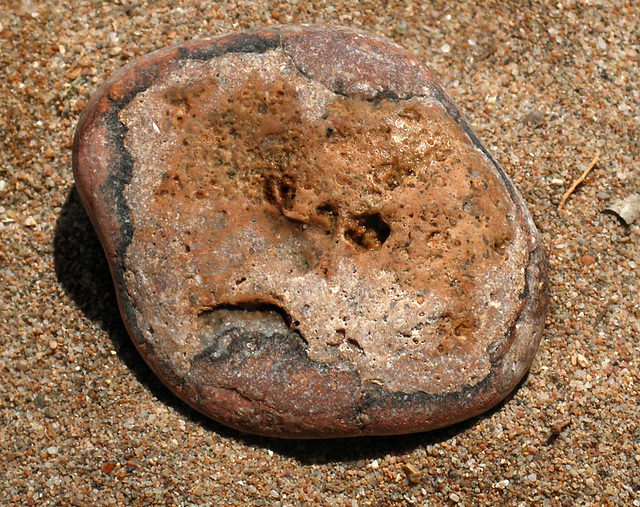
[73,25,549,438]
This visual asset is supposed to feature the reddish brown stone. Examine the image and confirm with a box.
[73,25,548,438]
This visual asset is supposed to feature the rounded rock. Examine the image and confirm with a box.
[73,25,549,438]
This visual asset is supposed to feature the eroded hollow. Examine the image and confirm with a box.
[120,49,524,394]
[194,303,308,363]
[344,212,391,250]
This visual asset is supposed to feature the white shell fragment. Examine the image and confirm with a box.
[604,193,640,225]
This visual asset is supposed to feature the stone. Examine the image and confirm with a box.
[73,25,549,438]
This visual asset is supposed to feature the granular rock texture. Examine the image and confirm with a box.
[73,25,548,438]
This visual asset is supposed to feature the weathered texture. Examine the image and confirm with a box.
[73,25,548,438]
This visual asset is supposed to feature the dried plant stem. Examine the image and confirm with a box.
[557,150,601,213]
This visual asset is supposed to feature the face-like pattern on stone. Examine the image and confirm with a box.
[74,26,548,438]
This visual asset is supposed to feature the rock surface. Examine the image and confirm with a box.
[73,25,548,438]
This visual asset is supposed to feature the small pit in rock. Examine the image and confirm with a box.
[344,212,391,250]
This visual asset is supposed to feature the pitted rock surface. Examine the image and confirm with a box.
[73,25,549,438]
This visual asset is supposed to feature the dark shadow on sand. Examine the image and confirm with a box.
[241,372,529,465]
[53,186,230,433]
[54,185,530,464]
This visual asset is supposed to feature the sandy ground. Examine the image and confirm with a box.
[1,1,639,505]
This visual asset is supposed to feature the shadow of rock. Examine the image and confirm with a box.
[243,372,529,464]
[53,186,231,434]
[54,187,120,330]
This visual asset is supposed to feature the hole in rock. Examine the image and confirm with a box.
[197,302,307,346]
[264,174,297,209]
[346,336,366,354]
[344,213,391,250]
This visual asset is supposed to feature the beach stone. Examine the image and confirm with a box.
[73,25,548,438]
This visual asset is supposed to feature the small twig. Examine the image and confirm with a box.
[557,150,601,213]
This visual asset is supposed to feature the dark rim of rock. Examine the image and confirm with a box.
[73,25,549,439]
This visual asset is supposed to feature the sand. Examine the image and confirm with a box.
[1,1,638,505]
